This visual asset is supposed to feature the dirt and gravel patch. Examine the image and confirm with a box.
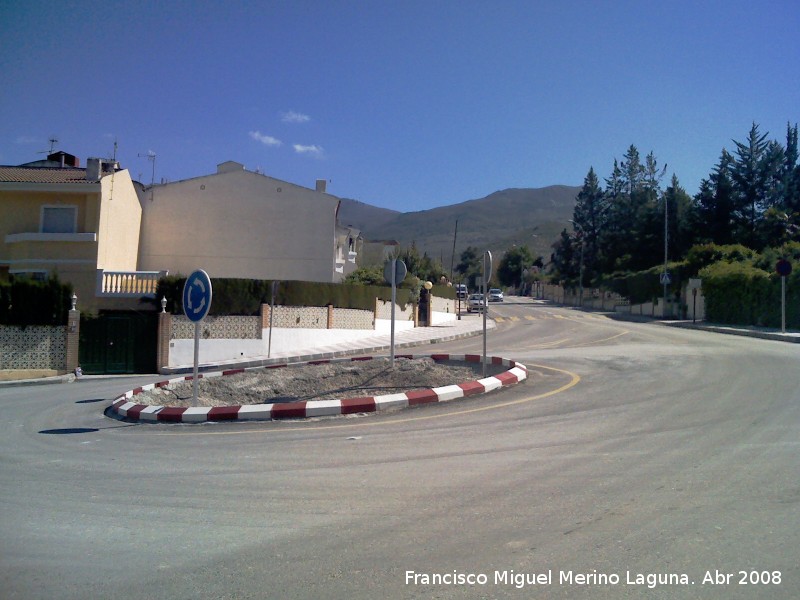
[135,357,506,408]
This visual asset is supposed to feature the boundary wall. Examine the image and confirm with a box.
[163,298,456,370]
[0,308,80,373]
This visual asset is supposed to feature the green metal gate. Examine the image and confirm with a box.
[79,312,158,374]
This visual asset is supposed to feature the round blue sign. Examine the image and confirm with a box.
[776,259,792,277]
[182,269,213,322]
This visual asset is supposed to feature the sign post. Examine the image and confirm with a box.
[482,250,493,377]
[268,280,279,357]
[384,259,407,367]
[182,269,212,404]
[776,259,792,333]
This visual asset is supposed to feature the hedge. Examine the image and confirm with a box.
[597,262,688,304]
[155,277,417,316]
[700,260,799,328]
[0,275,73,326]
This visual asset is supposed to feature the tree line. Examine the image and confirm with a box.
[552,122,800,285]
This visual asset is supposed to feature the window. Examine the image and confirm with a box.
[10,270,47,282]
[41,205,77,234]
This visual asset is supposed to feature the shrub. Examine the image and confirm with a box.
[699,261,794,327]
[684,244,756,275]
[0,275,73,326]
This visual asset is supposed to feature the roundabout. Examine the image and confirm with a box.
[110,353,529,423]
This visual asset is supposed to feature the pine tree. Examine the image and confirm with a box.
[731,123,771,247]
[572,167,608,279]
[696,150,736,245]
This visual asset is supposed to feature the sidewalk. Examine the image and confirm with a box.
[0,315,494,387]
[604,311,800,343]
[661,320,800,343]
[162,315,495,375]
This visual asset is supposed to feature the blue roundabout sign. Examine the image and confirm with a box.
[182,269,213,322]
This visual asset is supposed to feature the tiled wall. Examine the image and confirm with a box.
[171,306,375,339]
[330,307,374,329]
[0,325,66,370]
[263,306,329,329]
[375,299,414,321]
[171,315,262,340]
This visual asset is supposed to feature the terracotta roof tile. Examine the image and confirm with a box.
[0,166,91,184]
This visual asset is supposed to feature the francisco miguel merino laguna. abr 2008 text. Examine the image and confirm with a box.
[405,569,696,589]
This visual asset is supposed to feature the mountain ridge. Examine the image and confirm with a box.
[338,185,580,265]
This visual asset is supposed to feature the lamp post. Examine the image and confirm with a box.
[663,189,669,318]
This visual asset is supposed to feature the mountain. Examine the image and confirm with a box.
[337,198,400,233]
[339,185,580,267]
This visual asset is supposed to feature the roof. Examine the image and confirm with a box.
[0,166,90,184]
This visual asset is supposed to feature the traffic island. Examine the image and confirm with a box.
[109,354,528,423]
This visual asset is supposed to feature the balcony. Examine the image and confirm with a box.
[97,270,168,298]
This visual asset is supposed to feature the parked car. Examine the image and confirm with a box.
[488,288,504,302]
[467,293,486,312]
[455,284,468,299]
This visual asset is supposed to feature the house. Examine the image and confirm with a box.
[137,161,361,283]
[1,154,362,315]
[0,153,153,314]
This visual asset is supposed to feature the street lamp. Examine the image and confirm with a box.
[663,190,669,318]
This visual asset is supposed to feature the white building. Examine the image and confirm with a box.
[137,161,360,282]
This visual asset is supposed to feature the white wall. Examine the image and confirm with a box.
[138,164,340,282]
[169,327,387,367]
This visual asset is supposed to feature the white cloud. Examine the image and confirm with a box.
[15,135,39,145]
[293,144,324,158]
[249,131,282,147]
[281,110,311,124]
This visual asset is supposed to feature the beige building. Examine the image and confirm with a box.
[137,161,360,282]
[0,153,151,313]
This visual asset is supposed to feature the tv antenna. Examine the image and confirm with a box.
[37,136,59,155]
[137,150,156,186]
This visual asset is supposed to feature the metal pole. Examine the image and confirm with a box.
[579,239,584,307]
[482,253,488,378]
[192,321,200,404]
[450,219,458,283]
[268,281,277,357]
[782,275,786,334]
[663,191,669,318]
[390,258,396,368]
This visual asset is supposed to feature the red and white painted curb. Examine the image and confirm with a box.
[110,354,528,423]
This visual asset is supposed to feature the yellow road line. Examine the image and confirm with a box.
[526,337,571,348]
[571,330,630,346]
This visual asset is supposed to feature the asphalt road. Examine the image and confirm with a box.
[2,299,799,599]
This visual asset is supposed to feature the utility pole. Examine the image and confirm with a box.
[450,219,458,283]
[663,190,669,317]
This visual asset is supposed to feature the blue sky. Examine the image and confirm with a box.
[1,0,798,212]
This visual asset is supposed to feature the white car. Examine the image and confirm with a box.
[467,293,485,313]
[488,288,504,302]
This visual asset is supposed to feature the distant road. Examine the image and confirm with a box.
[2,302,799,599]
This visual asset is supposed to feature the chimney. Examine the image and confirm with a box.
[315,179,327,193]
[48,151,79,168]
[86,158,102,181]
